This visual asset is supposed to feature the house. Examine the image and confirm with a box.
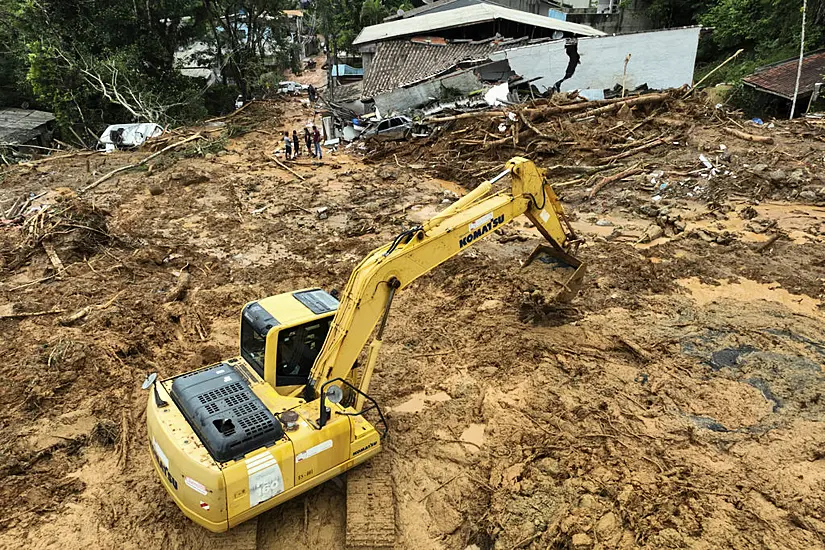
[354,2,603,76]
[385,0,559,21]
[744,51,825,115]
[0,108,56,147]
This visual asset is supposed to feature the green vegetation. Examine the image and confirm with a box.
[0,0,296,139]
[638,0,825,85]
[2,0,823,139]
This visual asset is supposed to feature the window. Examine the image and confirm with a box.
[239,303,279,379]
[275,317,333,386]
[377,120,390,131]
[240,319,268,378]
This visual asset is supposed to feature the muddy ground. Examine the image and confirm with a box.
[1,71,825,550]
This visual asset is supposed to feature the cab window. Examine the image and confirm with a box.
[276,317,333,386]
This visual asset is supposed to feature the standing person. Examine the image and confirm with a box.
[307,84,316,103]
[312,125,322,159]
[292,130,301,157]
[304,128,313,158]
[283,131,292,159]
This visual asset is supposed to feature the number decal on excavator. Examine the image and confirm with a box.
[152,438,179,490]
[459,214,505,248]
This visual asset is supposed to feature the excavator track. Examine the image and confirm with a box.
[346,454,396,548]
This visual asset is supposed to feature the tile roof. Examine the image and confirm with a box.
[743,50,825,100]
[362,38,510,97]
[0,108,55,144]
[353,3,603,46]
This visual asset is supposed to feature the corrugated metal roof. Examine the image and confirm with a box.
[353,3,604,46]
[744,51,825,100]
[362,38,511,96]
[0,109,55,144]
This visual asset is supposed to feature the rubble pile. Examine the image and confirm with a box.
[364,89,825,207]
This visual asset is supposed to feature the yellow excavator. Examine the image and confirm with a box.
[144,157,585,533]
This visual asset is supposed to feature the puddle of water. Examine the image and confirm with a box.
[678,277,822,318]
[390,391,451,413]
[460,423,486,448]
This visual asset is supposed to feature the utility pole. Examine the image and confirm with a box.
[791,0,808,119]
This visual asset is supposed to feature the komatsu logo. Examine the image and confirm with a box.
[459,213,505,248]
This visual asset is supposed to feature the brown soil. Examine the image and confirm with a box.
[1,69,825,550]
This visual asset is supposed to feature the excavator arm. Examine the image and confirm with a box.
[305,157,584,404]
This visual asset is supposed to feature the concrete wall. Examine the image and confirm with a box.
[373,69,484,114]
[488,26,700,100]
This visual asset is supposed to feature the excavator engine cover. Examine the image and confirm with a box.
[170,363,284,463]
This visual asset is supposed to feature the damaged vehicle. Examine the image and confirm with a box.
[361,115,426,142]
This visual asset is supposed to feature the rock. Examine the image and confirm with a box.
[477,299,503,312]
[595,512,620,540]
[571,533,593,548]
[789,169,807,186]
[674,220,687,233]
[799,190,817,202]
[536,457,560,476]
[378,166,398,180]
[148,184,164,196]
[766,169,787,184]
[739,205,758,220]
[644,224,664,242]
[171,168,210,186]
[316,206,329,219]
[751,163,768,173]
[595,219,613,227]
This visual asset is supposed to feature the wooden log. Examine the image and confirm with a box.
[599,136,672,164]
[572,93,671,121]
[269,155,306,180]
[589,164,643,199]
[722,127,775,144]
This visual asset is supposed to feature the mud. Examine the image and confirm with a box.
[1,68,825,550]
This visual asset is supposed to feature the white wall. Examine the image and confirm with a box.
[488,26,701,100]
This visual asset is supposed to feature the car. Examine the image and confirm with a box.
[277,81,306,95]
[362,115,415,142]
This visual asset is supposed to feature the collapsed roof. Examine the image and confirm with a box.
[744,50,825,100]
[352,3,604,46]
[361,37,521,97]
[0,108,55,145]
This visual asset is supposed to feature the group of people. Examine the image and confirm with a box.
[283,125,323,160]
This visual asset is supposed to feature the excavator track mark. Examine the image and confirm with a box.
[193,518,258,550]
[346,456,396,548]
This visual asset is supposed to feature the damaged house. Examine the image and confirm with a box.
[348,0,700,115]
[353,0,604,112]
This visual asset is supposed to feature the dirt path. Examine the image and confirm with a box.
[1,77,825,550]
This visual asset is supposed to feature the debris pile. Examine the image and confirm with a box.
[1,191,111,272]
[363,90,821,206]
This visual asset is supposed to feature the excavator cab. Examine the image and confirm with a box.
[239,289,340,394]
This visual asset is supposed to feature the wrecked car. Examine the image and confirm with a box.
[362,115,419,142]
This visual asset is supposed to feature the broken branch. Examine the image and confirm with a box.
[589,164,643,199]
[80,133,203,193]
[722,127,775,144]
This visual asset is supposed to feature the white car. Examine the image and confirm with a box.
[277,81,307,95]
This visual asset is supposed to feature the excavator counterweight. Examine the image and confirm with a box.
[144,157,585,534]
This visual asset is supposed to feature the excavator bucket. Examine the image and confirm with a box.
[522,243,586,303]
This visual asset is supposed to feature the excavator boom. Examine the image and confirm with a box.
[306,157,584,399]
